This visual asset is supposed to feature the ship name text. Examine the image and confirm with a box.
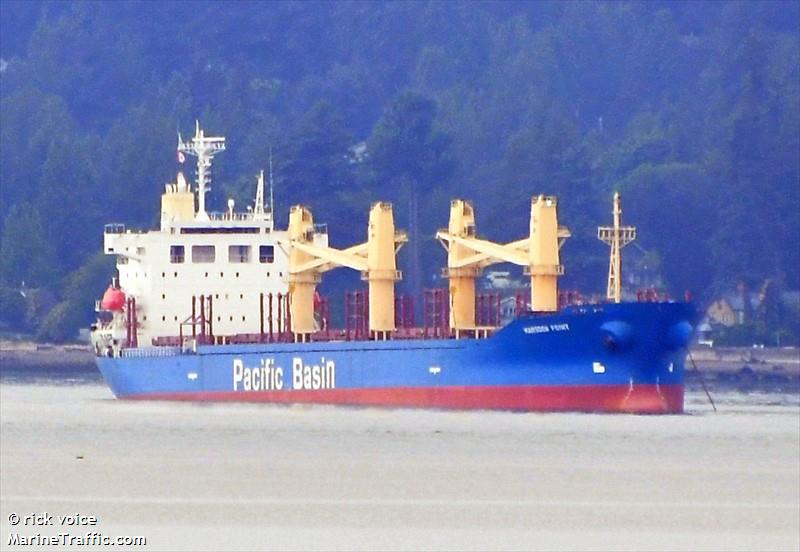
[523,323,570,334]
[233,357,336,391]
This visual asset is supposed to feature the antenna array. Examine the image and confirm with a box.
[177,121,226,220]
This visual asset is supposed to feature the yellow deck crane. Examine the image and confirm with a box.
[282,202,407,342]
[436,196,571,337]
[597,192,636,303]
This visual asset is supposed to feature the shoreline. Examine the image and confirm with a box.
[0,342,95,370]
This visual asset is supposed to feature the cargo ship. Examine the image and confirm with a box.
[90,123,699,413]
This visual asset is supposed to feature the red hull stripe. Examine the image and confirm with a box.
[128,384,684,414]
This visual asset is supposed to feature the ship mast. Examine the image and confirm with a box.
[251,149,275,230]
[268,147,275,219]
[598,192,636,303]
[177,121,226,221]
[254,170,266,217]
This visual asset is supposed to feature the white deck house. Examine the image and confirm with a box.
[101,123,327,345]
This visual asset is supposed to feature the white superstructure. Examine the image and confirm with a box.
[98,122,327,346]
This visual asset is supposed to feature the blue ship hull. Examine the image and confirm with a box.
[96,302,700,413]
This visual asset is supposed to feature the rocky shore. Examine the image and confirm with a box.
[686,346,799,393]
[0,341,97,380]
[0,341,94,367]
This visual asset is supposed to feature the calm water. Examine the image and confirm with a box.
[0,369,798,551]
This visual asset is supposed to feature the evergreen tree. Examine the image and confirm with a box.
[368,91,456,297]
[0,202,57,287]
[0,1,798,339]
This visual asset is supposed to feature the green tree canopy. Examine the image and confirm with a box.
[0,202,57,287]
[0,1,798,339]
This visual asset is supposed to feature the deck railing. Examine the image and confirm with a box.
[121,346,182,358]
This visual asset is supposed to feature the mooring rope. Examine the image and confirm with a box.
[689,351,717,412]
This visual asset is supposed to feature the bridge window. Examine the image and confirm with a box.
[104,223,125,234]
[170,245,185,264]
[181,227,259,234]
[228,245,250,263]
[259,245,274,263]
[192,245,215,263]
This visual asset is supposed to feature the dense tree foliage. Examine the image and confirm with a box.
[0,1,797,340]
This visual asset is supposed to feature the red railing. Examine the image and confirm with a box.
[345,289,369,340]
[423,288,449,338]
[475,292,501,327]
[636,287,669,302]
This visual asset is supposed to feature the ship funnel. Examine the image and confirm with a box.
[160,173,195,229]
[176,172,189,192]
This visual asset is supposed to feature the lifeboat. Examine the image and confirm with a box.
[100,286,126,311]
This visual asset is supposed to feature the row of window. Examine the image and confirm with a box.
[158,270,283,279]
[170,245,275,264]
[159,315,249,322]
[160,293,249,300]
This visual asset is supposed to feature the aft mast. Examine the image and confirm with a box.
[177,121,226,221]
[269,148,275,219]
[251,150,275,230]
[254,170,266,217]
[598,192,636,303]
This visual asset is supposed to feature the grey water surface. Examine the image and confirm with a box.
[0,370,798,551]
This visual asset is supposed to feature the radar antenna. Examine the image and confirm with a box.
[268,147,275,219]
[252,169,272,230]
[177,121,226,221]
[254,170,266,216]
[251,150,275,229]
[598,192,636,303]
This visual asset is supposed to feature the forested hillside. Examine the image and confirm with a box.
[1,1,798,341]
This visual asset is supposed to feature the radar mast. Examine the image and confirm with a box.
[598,192,636,303]
[254,170,266,217]
[177,121,226,221]
[251,148,275,230]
